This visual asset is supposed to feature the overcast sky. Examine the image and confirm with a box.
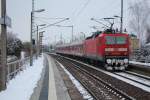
[7,0,137,44]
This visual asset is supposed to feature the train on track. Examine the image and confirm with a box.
[55,29,130,71]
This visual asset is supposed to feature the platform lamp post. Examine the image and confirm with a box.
[30,9,45,66]
[36,24,46,59]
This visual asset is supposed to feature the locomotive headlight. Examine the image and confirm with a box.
[124,59,128,63]
[106,59,111,64]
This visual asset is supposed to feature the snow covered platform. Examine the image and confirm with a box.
[0,54,72,100]
[43,54,71,100]
[0,53,85,100]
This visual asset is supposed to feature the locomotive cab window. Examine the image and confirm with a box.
[106,36,126,45]
[116,36,126,44]
[106,36,115,44]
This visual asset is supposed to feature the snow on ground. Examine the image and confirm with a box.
[57,61,93,100]
[0,56,44,100]
[130,61,150,67]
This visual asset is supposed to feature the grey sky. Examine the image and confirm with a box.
[7,0,136,44]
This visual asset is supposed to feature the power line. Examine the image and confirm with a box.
[33,18,69,33]
[76,0,91,17]
[73,0,91,21]
[70,1,85,18]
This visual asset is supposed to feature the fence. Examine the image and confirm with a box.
[6,57,30,82]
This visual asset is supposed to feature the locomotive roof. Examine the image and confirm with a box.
[56,32,128,48]
[85,29,129,40]
[86,32,128,40]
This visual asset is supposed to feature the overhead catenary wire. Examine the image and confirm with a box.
[72,0,91,21]
[70,1,85,18]
[33,18,69,33]
[75,0,91,18]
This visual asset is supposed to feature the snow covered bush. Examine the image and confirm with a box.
[7,32,23,58]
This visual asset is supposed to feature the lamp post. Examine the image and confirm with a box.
[30,9,45,66]
[30,18,69,58]
[36,24,46,59]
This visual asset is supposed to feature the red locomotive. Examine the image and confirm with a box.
[56,29,130,71]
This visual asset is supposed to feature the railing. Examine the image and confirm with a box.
[6,57,30,82]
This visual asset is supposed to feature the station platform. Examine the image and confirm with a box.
[39,54,71,100]
[38,54,83,100]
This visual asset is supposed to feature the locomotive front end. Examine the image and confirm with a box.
[104,34,129,70]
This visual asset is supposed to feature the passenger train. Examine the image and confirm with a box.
[55,29,130,71]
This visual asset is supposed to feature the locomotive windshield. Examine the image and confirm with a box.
[116,36,126,44]
[106,36,126,45]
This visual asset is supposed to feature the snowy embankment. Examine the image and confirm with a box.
[0,56,44,100]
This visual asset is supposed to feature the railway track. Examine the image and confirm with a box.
[50,53,150,100]
[55,56,133,100]
[51,54,140,100]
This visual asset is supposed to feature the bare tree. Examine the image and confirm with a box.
[129,0,150,46]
